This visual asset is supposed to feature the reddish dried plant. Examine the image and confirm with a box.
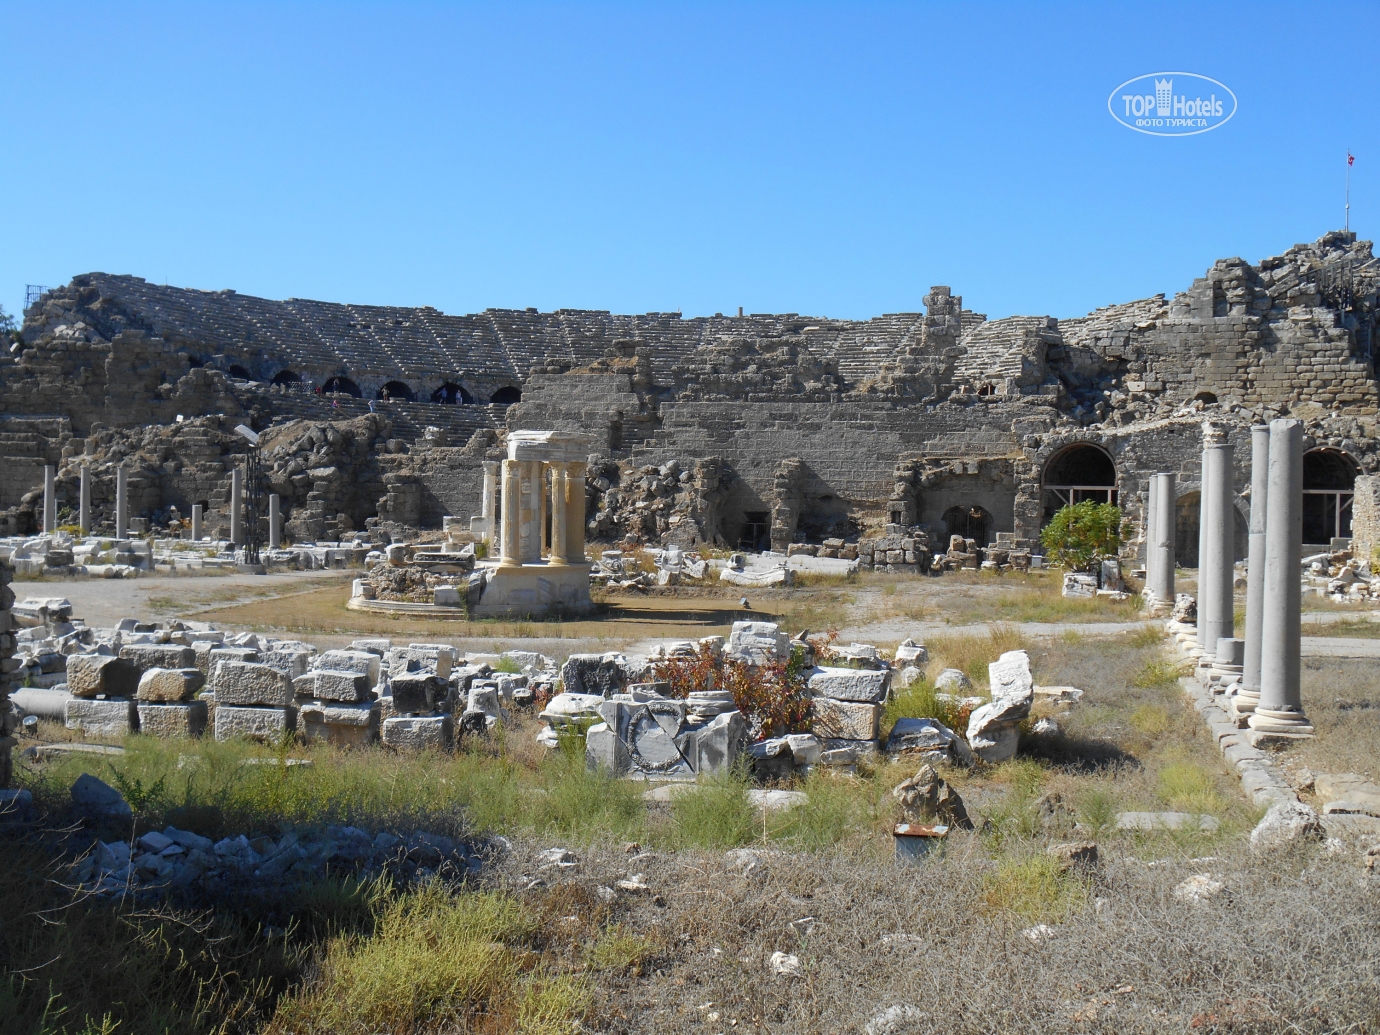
[652,643,812,740]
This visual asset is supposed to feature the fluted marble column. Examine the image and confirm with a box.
[548,462,570,564]
[115,465,128,540]
[499,459,522,568]
[564,461,587,564]
[79,465,91,536]
[42,466,56,534]
[1238,426,1270,714]
[1250,419,1313,736]
[1150,472,1176,605]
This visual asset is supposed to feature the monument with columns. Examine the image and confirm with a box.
[471,430,594,617]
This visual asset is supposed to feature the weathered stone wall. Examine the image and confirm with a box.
[1351,474,1380,563]
[0,560,15,787]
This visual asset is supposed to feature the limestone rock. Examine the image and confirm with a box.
[1250,800,1323,849]
[964,649,1033,762]
[885,716,970,766]
[934,668,971,693]
[1315,772,1380,817]
[64,697,138,736]
[560,653,631,696]
[1047,841,1099,871]
[810,698,881,741]
[891,763,973,829]
[71,773,133,820]
[66,654,138,698]
[136,667,205,702]
[381,714,453,751]
[137,701,207,738]
[213,662,293,707]
[119,643,197,675]
[726,621,789,665]
[214,704,296,743]
[294,669,373,704]
[807,665,890,703]
[1173,874,1227,903]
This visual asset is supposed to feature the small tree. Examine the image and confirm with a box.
[0,303,16,345]
[1039,501,1125,572]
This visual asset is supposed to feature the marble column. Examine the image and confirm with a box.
[191,504,203,542]
[42,466,56,534]
[539,463,550,557]
[115,465,128,540]
[1150,472,1176,605]
[1144,477,1159,593]
[1250,419,1313,735]
[268,494,281,550]
[516,461,537,562]
[230,468,243,546]
[564,461,587,564]
[548,462,569,564]
[480,460,498,540]
[79,465,91,537]
[1199,423,1235,659]
[499,459,522,567]
[1238,426,1270,714]
[1194,440,1210,655]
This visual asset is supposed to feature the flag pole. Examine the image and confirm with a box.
[1346,150,1351,233]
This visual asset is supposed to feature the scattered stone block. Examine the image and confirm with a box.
[1250,800,1323,849]
[965,649,1034,763]
[1047,841,1099,872]
[214,704,296,743]
[294,669,373,703]
[136,667,205,702]
[390,673,449,714]
[64,697,138,736]
[586,721,630,773]
[694,709,747,774]
[726,621,789,665]
[560,652,630,696]
[71,773,132,821]
[315,650,383,683]
[382,715,453,751]
[810,698,881,741]
[1115,811,1220,832]
[894,638,927,666]
[299,701,380,747]
[137,701,208,738]
[892,763,972,828]
[120,643,197,675]
[66,654,138,698]
[259,649,311,678]
[213,662,293,706]
[807,666,891,703]
[1315,773,1380,817]
[934,668,972,692]
[1173,874,1227,903]
[885,716,972,765]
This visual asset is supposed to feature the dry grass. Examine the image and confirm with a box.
[1282,657,1380,780]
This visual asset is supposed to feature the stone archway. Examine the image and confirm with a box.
[1040,443,1117,526]
[942,504,993,546]
[1303,448,1357,545]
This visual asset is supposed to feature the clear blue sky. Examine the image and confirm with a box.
[1,2,1376,325]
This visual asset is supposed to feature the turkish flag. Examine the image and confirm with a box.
[1348,152,1355,166]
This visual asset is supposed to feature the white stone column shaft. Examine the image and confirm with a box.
[230,468,243,546]
[42,466,56,534]
[548,463,569,564]
[1250,419,1312,734]
[191,504,203,542]
[1144,477,1159,591]
[480,460,498,540]
[115,465,128,540]
[1151,472,1176,604]
[1200,423,1236,657]
[564,461,587,564]
[538,463,549,557]
[499,459,522,567]
[268,493,281,549]
[79,465,91,536]
[1195,442,1210,652]
[1239,425,1270,710]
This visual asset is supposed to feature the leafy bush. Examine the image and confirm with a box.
[652,642,812,739]
[1039,501,1126,573]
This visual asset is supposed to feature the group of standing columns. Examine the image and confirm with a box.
[40,463,128,537]
[1182,418,1310,734]
[496,459,587,570]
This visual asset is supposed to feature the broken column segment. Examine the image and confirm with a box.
[965,649,1034,762]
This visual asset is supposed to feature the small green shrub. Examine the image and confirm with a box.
[668,773,756,849]
[981,854,1087,923]
[586,924,658,973]
[1039,501,1126,573]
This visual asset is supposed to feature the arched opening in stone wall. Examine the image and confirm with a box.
[1303,448,1357,545]
[377,380,415,402]
[738,511,770,552]
[271,369,301,385]
[228,364,252,380]
[322,376,361,397]
[1040,443,1117,526]
[1175,491,1249,567]
[431,382,474,404]
[490,386,522,406]
[942,504,992,546]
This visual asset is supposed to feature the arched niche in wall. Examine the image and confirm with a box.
[942,504,993,546]
[431,382,474,404]
[490,386,522,406]
[377,380,415,402]
[271,369,301,386]
[1303,448,1357,545]
[322,376,362,397]
[1040,443,1117,526]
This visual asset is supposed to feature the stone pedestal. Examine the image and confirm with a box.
[79,465,91,536]
[1249,419,1312,736]
[115,465,128,540]
[1238,425,1269,715]
[42,465,56,534]
[230,468,243,546]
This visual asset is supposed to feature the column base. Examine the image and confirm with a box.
[1247,707,1314,737]
[1232,687,1260,715]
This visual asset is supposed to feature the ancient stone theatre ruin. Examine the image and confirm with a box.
[2,230,1378,565]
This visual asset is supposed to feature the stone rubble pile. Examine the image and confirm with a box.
[5,596,558,751]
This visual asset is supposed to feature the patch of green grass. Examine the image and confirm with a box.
[1157,757,1229,815]
[269,882,554,1034]
[980,854,1088,923]
[1123,625,1165,648]
[586,924,658,973]
[926,625,1029,687]
[1130,704,1172,735]
[883,677,966,738]
[1131,657,1184,688]
[1074,786,1120,836]
[666,773,756,849]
